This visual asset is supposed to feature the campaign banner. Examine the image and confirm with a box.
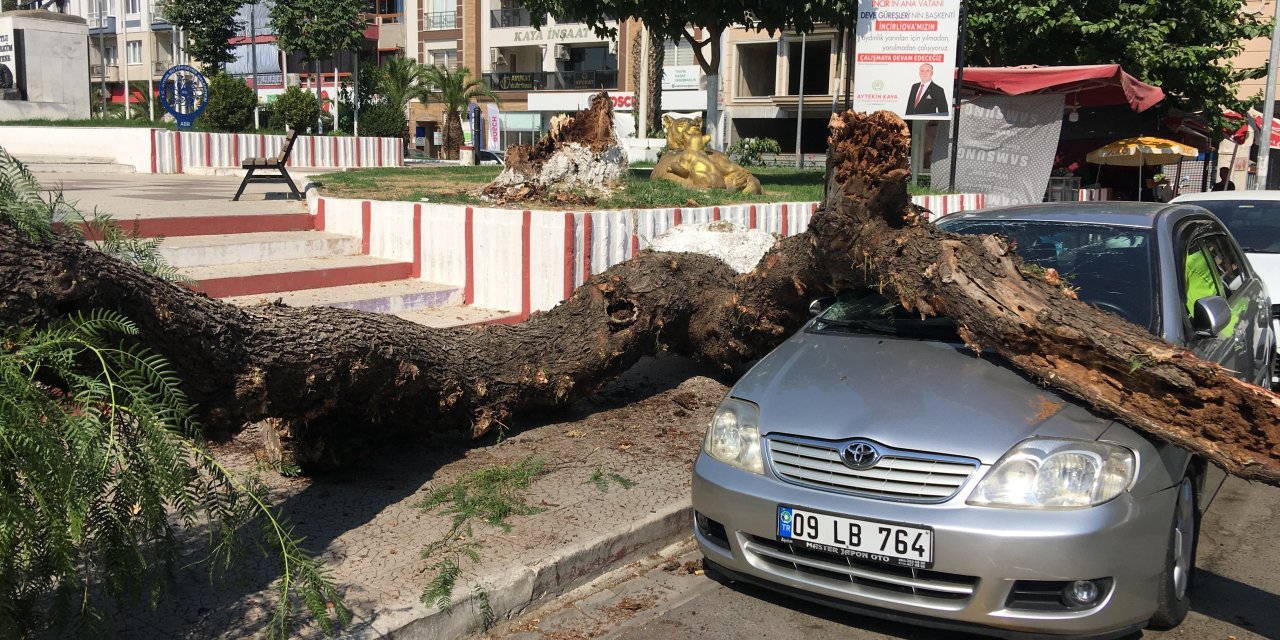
[853,0,961,120]
[0,26,19,95]
[486,103,501,151]
[930,94,1065,207]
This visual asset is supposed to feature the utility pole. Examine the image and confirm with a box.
[1256,0,1280,189]
[121,5,130,120]
[146,0,153,121]
[637,22,649,139]
[794,33,806,170]
[250,0,260,129]
[96,1,107,118]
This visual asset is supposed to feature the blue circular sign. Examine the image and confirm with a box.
[158,65,209,130]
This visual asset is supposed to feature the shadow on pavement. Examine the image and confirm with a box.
[1189,569,1279,639]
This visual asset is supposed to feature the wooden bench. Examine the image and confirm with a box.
[233,129,302,201]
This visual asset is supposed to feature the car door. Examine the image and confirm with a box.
[1175,217,1272,384]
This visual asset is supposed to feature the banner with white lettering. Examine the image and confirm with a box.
[853,0,961,121]
[486,103,500,151]
[930,94,1065,207]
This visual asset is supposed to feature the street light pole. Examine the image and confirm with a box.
[1256,0,1280,189]
[794,32,806,170]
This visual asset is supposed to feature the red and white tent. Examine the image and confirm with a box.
[1224,110,1280,149]
[960,64,1165,113]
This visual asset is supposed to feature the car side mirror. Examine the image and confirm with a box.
[1191,296,1232,337]
[809,296,835,317]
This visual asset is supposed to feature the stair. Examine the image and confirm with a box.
[23,155,135,174]
[110,212,511,326]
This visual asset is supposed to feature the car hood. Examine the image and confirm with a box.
[730,329,1113,464]
[1246,252,1280,303]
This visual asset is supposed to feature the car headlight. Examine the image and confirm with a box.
[704,398,764,474]
[968,438,1135,509]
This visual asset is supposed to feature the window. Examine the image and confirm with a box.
[101,45,117,66]
[126,0,139,13]
[427,0,456,29]
[126,40,142,65]
[430,50,457,70]
[566,45,613,72]
[664,38,696,66]
[736,43,777,98]
[786,39,831,95]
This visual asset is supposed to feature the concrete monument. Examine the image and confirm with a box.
[0,10,90,120]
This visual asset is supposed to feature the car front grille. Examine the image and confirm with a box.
[766,437,978,503]
[743,534,978,607]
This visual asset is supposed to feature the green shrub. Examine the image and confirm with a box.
[201,73,256,133]
[357,100,407,139]
[727,136,782,167]
[274,86,322,134]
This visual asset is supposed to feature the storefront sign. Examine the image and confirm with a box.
[853,0,962,121]
[528,91,634,112]
[930,94,1065,206]
[492,73,539,90]
[512,26,592,43]
[662,65,700,91]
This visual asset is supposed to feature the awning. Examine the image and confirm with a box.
[1224,110,1280,149]
[961,64,1165,113]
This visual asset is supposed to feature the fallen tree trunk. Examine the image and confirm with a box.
[2,111,1278,484]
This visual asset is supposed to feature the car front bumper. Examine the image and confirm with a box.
[692,452,1177,639]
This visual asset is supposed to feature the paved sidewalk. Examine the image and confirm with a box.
[110,354,722,639]
[33,170,318,218]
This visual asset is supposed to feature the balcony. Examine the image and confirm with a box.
[374,14,406,49]
[151,1,171,25]
[483,69,617,92]
[153,60,176,76]
[490,7,531,28]
[425,10,458,30]
[87,13,115,34]
[90,65,121,82]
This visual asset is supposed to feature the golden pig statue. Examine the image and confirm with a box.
[651,115,763,195]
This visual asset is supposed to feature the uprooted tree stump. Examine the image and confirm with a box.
[482,91,627,202]
[3,110,1280,485]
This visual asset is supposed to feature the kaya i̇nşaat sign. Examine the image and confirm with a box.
[853,0,961,121]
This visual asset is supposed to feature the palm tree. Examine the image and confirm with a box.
[379,56,425,112]
[418,65,500,160]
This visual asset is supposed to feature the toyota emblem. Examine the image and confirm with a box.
[841,442,880,470]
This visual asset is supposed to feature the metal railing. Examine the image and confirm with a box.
[425,10,458,29]
[490,7,531,27]
[151,1,170,23]
[90,65,121,81]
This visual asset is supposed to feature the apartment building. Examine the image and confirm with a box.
[721,26,844,154]
[69,0,185,115]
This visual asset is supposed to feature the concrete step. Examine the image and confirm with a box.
[182,255,412,298]
[77,213,316,238]
[225,279,463,314]
[396,305,519,327]
[159,230,360,268]
[24,155,135,174]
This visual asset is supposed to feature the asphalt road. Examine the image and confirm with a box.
[487,475,1280,640]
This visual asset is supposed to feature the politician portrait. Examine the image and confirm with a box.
[904,63,949,117]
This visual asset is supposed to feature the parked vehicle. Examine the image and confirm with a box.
[1171,190,1280,386]
[692,203,1273,639]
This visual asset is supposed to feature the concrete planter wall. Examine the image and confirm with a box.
[0,126,404,173]
[310,192,988,319]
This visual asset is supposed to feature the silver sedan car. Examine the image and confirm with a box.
[692,203,1273,639]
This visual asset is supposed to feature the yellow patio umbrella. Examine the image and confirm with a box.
[1086,136,1199,201]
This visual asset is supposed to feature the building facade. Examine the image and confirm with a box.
[68,0,185,115]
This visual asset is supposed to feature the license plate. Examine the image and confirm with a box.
[777,505,934,569]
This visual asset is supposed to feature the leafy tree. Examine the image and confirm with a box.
[418,66,500,159]
[357,99,410,139]
[965,0,1270,133]
[0,148,349,638]
[202,72,258,132]
[519,0,847,147]
[274,85,323,133]
[272,0,368,133]
[164,0,243,73]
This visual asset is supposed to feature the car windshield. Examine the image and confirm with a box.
[811,220,1159,338]
[1185,200,1280,254]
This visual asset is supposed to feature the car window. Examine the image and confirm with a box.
[1184,200,1280,253]
[940,220,1157,332]
[810,291,960,341]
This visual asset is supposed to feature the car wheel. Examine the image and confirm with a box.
[1148,475,1198,630]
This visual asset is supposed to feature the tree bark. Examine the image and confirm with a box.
[3,111,1280,485]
